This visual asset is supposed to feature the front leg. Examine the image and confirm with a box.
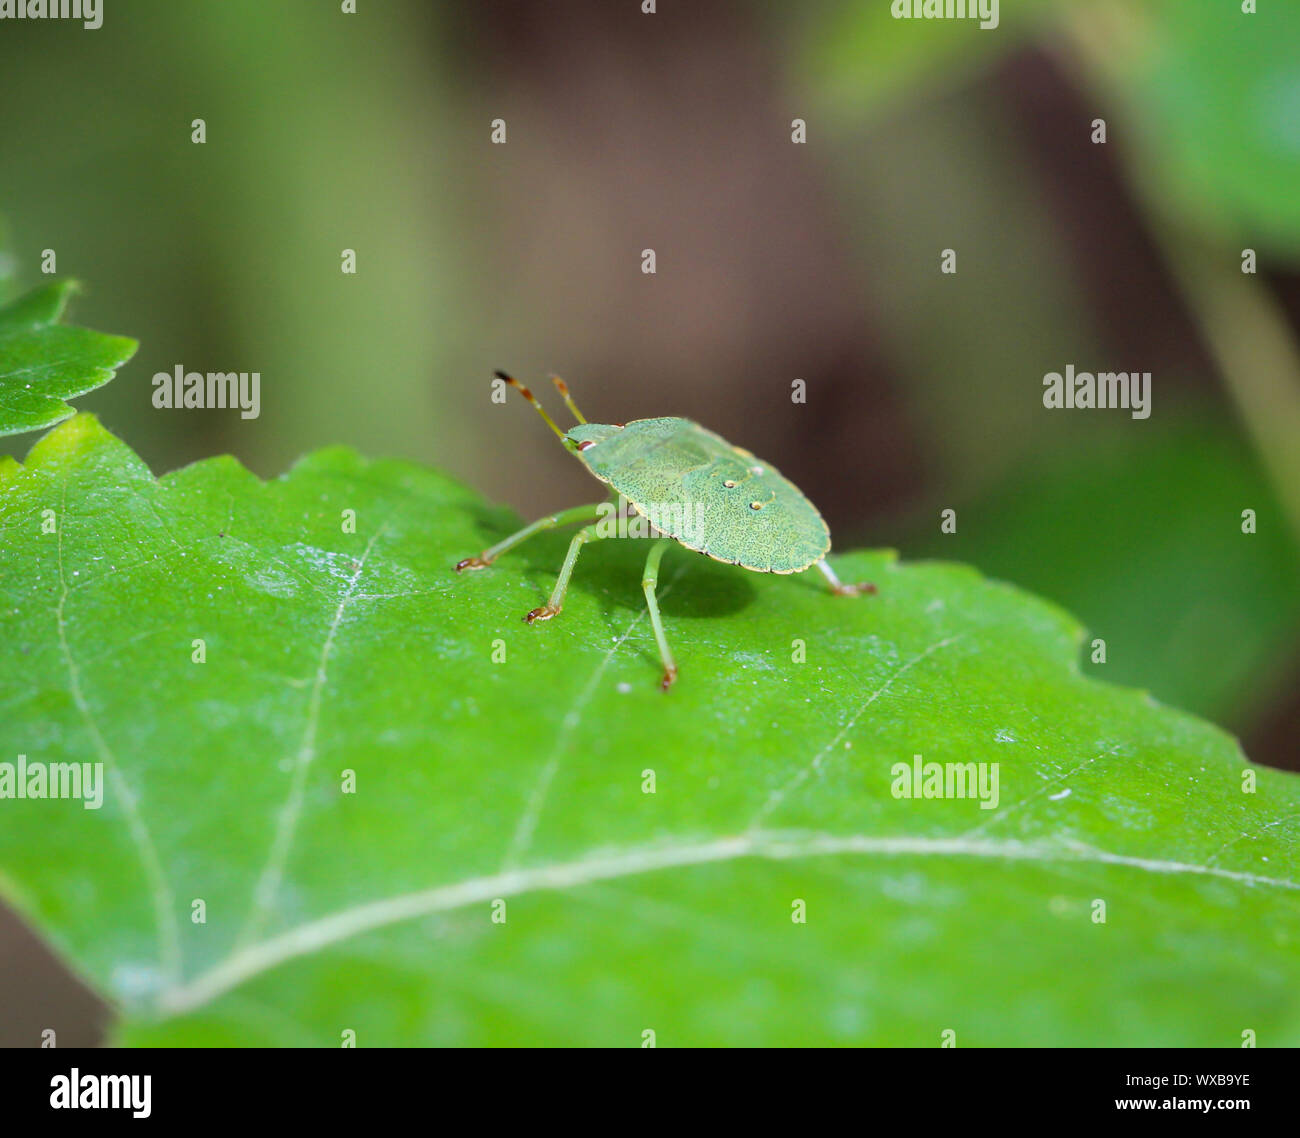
[454,502,605,571]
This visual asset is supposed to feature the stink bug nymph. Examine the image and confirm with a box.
[455,371,876,690]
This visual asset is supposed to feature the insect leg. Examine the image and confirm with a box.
[814,558,877,597]
[454,503,605,571]
[642,538,678,691]
[525,521,607,623]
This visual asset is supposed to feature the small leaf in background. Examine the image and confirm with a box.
[0,281,137,438]
[1130,2,1300,257]
[794,0,1059,117]
[1,415,1297,1046]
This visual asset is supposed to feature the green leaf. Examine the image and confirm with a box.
[2,415,1298,1046]
[0,282,137,438]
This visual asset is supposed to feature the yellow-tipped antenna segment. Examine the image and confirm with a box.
[495,370,567,442]
[550,374,588,424]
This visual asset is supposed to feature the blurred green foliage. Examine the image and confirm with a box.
[792,0,1059,114]
[0,0,478,480]
[907,415,1300,729]
[786,0,1300,739]
[1133,1,1300,255]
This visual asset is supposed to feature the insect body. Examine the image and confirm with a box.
[456,372,875,690]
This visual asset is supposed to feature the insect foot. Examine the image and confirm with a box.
[831,581,877,597]
[660,665,678,692]
[525,604,560,624]
[454,556,492,572]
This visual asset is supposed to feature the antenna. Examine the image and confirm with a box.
[495,370,567,442]
[550,374,588,424]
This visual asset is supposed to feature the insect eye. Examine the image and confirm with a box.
[723,480,737,488]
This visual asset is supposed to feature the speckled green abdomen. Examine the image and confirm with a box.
[570,417,831,573]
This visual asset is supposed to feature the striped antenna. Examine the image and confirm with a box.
[550,374,587,424]
[495,370,567,442]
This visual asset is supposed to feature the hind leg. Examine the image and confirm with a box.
[814,558,876,597]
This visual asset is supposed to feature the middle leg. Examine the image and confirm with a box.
[525,522,608,623]
[642,538,678,691]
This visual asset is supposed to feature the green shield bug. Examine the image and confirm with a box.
[456,371,876,690]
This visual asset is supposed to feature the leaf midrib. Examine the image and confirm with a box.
[152,827,1300,1020]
